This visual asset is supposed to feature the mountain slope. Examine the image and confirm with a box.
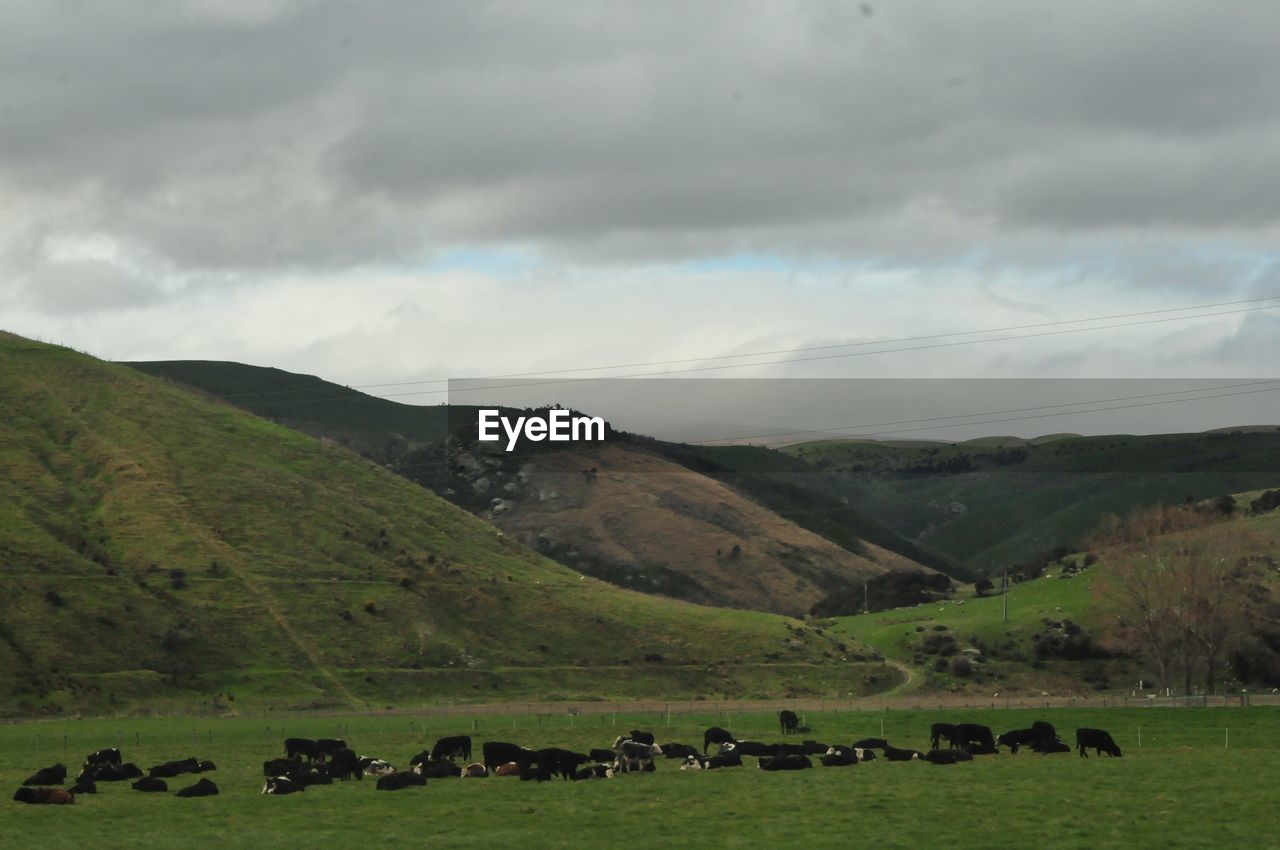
[0,333,888,715]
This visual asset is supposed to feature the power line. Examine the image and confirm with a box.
[354,294,1280,389]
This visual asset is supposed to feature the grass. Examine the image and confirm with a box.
[2,707,1275,848]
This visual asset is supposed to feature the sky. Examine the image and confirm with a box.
[3,1,1279,438]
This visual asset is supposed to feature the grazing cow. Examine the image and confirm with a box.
[494,762,523,777]
[614,740,661,773]
[462,763,488,778]
[431,735,473,762]
[1076,728,1122,758]
[574,764,615,780]
[415,760,462,779]
[627,730,656,746]
[68,780,96,795]
[997,728,1038,754]
[376,771,426,791]
[703,726,735,754]
[262,777,304,795]
[175,778,219,798]
[132,777,168,792]
[284,737,320,762]
[853,738,890,750]
[589,748,617,763]
[660,743,701,760]
[956,724,996,751]
[930,723,959,750]
[316,739,347,760]
[759,755,812,771]
[326,748,361,781]
[13,787,75,805]
[923,749,973,765]
[85,748,122,766]
[779,710,800,735]
[533,748,590,781]
[263,757,301,777]
[23,764,67,786]
[883,745,923,762]
[483,742,536,773]
[358,757,396,777]
[820,751,858,767]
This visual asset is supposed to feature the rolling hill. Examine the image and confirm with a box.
[0,333,893,716]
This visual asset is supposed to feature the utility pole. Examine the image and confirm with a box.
[1002,567,1008,624]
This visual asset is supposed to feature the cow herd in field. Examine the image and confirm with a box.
[10,711,1123,805]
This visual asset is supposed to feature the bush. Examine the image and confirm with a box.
[43,590,65,608]
[949,656,973,677]
[921,634,958,656]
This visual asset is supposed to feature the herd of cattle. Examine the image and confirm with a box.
[11,713,1124,805]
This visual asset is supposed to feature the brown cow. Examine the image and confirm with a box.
[494,762,522,776]
[462,763,488,778]
[13,787,75,805]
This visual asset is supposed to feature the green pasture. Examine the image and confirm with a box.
[2,707,1276,848]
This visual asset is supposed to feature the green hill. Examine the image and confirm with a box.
[0,333,891,716]
[785,432,1280,571]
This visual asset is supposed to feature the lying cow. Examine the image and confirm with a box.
[682,753,742,770]
[85,747,122,766]
[494,762,523,777]
[78,762,143,783]
[482,742,536,773]
[132,777,168,792]
[23,764,67,786]
[148,757,200,778]
[574,764,614,780]
[376,771,427,791]
[175,778,219,797]
[13,787,74,805]
[1076,728,1122,758]
[820,751,858,767]
[358,757,396,777]
[659,743,701,760]
[68,779,96,795]
[462,763,488,778]
[882,745,923,762]
[262,776,304,795]
[759,754,812,771]
[414,760,462,779]
[263,757,302,777]
[853,738,889,750]
[924,749,973,765]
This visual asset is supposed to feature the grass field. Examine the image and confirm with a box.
[2,707,1274,848]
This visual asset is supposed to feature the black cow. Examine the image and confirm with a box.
[956,724,996,750]
[68,779,96,795]
[327,748,361,781]
[800,740,830,755]
[997,728,1038,754]
[482,741,536,772]
[930,723,959,750]
[660,743,701,760]
[132,777,168,792]
[573,764,614,780]
[534,748,590,781]
[820,751,858,767]
[703,726,735,754]
[773,742,810,758]
[779,710,800,735]
[376,771,427,791]
[1035,738,1072,754]
[627,730,656,746]
[924,749,973,765]
[284,737,320,761]
[759,754,812,771]
[262,777,304,795]
[703,753,742,769]
[722,741,773,757]
[195,760,216,772]
[1032,721,1057,741]
[149,757,199,778]
[175,778,219,797]
[78,762,142,783]
[1076,728,1122,758]
[431,735,472,762]
[85,748,122,766]
[263,757,302,777]
[13,787,75,805]
[23,764,67,786]
[289,765,333,786]
[883,745,923,762]
[316,739,347,760]
[853,738,890,750]
[415,760,462,779]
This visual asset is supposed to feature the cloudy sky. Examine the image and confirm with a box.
[3,1,1279,436]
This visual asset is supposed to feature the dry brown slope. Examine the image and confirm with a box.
[489,443,932,617]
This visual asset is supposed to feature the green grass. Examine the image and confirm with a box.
[0,333,883,714]
[2,707,1275,848]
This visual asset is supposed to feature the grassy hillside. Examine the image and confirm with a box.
[784,432,1280,571]
[0,333,893,716]
[482,443,930,617]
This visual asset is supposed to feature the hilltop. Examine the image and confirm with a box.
[0,333,891,716]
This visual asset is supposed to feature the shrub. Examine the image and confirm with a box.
[949,656,973,677]
[43,590,65,608]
